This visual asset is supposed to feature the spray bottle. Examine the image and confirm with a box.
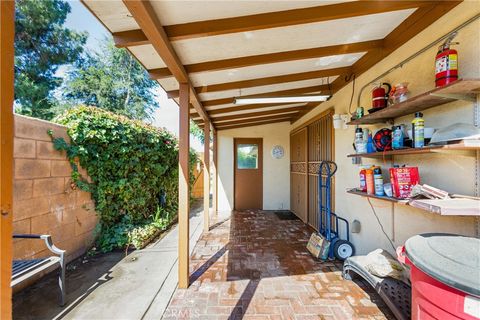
[411,112,425,148]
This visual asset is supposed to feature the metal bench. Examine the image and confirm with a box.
[12,234,66,306]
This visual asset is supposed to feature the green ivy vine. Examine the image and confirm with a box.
[49,106,198,251]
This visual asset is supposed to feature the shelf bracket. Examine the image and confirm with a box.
[430,92,477,102]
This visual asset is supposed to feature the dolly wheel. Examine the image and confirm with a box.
[333,240,355,260]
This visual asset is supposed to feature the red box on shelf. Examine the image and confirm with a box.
[389,167,420,199]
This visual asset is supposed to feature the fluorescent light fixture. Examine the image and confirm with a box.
[234,95,331,105]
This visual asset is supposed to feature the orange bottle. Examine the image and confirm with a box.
[365,168,375,194]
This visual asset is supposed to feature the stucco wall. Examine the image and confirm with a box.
[13,114,98,262]
[217,121,291,211]
[292,2,480,255]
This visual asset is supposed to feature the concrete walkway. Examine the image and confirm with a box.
[57,206,207,320]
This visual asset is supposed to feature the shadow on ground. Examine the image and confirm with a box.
[13,200,204,320]
[13,251,126,320]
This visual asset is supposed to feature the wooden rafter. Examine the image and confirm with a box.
[193,67,349,94]
[113,29,149,48]
[191,103,312,120]
[215,115,293,127]
[148,40,381,79]
[216,118,292,131]
[207,103,308,116]
[168,84,330,104]
[292,1,462,123]
[211,107,302,122]
[122,0,211,124]
[164,1,432,41]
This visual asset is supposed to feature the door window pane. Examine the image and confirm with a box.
[237,144,258,169]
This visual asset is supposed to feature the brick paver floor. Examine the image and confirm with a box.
[163,210,394,320]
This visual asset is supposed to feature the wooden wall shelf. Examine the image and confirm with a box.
[347,141,480,158]
[347,189,479,216]
[347,189,408,203]
[348,79,480,125]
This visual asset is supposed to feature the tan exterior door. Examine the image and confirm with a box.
[234,138,263,210]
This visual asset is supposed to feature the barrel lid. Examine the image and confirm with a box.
[405,233,480,296]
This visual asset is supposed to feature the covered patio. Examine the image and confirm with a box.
[163,209,393,319]
[1,0,479,319]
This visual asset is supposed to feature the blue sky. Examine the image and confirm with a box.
[64,0,203,150]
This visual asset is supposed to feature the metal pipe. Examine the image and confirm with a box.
[355,13,480,110]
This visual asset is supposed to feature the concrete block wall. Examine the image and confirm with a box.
[13,114,98,262]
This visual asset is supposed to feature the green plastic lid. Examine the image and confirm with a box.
[405,233,480,296]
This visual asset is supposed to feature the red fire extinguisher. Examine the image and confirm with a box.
[371,83,391,110]
[435,33,459,87]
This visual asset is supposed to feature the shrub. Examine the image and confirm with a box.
[50,106,197,251]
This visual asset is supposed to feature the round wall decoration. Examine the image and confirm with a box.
[271,145,285,159]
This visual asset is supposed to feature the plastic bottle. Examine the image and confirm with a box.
[366,168,375,194]
[373,167,384,196]
[355,128,367,153]
[392,125,404,149]
[359,168,367,192]
[411,112,425,148]
[366,132,376,153]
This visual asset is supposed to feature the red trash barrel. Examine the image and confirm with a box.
[397,233,480,320]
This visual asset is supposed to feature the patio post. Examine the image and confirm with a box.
[212,130,218,214]
[0,0,15,317]
[178,83,190,289]
[203,122,210,232]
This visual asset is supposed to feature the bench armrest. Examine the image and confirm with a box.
[13,234,65,256]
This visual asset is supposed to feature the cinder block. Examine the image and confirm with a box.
[36,141,66,160]
[14,179,33,201]
[33,177,65,197]
[15,159,50,179]
[76,190,93,206]
[51,160,72,177]
[15,114,70,142]
[62,208,77,224]
[14,138,36,158]
[13,238,47,260]
[75,210,98,236]
[48,222,75,243]
[13,219,31,234]
[31,212,62,234]
[13,197,50,220]
[49,192,76,215]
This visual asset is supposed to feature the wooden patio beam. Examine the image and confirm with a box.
[178,83,190,289]
[292,1,461,123]
[113,29,149,48]
[149,40,382,79]
[207,103,308,116]
[194,66,350,94]
[0,1,15,318]
[169,84,330,105]
[216,111,298,126]
[215,115,294,127]
[203,122,210,232]
[212,130,218,214]
[216,118,293,131]
[211,107,302,122]
[164,1,432,41]
[190,103,309,119]
[123,0,211,125]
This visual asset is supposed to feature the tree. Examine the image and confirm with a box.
[14,0,87,120]
[62,40,159,120]
[190,120,205,144]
